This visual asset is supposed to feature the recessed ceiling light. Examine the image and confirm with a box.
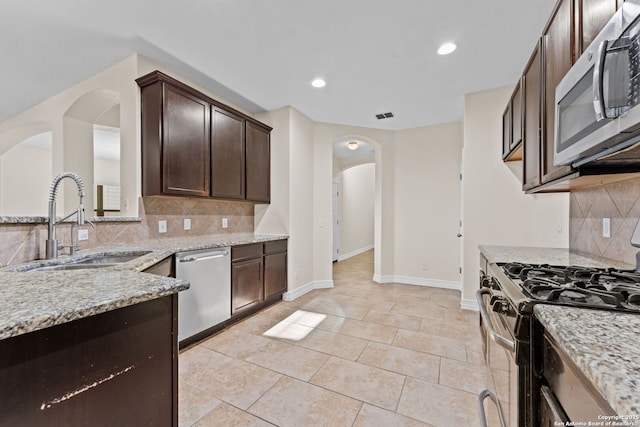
[437,42,457,55]
[311,78,326,88]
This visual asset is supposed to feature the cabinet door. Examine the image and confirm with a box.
[511,81,523,151]
[578,0,618,54]
[211,108,245,200]
[502,104,511,160]
[231,257,264,315]
[542,0,574,183]
[162,84,211,196]
[246,122,271,202]
[264,252,287,300]
[523,41,542,190]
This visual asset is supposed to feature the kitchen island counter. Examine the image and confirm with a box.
[534,304,640,417]
[0,233,287,341]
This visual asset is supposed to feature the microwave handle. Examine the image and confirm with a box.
[593,39,609,121]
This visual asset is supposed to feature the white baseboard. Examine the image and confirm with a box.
[282,280,334,301]
[337,245,374,262]
[373,274,461,291]
[460,298,479,311]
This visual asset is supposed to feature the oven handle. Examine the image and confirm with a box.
[478,389,508,427]
[476,289,516,352]
[593,39,608,121]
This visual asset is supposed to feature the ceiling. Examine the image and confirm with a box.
[1,0,557,131]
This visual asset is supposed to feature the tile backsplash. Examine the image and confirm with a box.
[570,177,640,266]
[0,197,255,266]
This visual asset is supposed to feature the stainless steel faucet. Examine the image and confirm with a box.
[46,172,86,259]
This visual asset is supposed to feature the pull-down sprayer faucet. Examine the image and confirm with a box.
[46,172,86,259]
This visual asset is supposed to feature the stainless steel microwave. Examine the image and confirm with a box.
[555,0,640,168]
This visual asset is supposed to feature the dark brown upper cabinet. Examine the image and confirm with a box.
[542,0,575,184]
[246,121,271,203]
[576,0,620,55]
[523,40,543,191]
[139,77,211,197]
[211,108,245,200]
[503,0,624,193]
[137,71,272,202]
[503,81,524,161]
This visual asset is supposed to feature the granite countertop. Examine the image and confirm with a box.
[535,305,640,416]
[479,245,634,270]
[0,233,288,341]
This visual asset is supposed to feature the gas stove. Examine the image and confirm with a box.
[499,262,640,313]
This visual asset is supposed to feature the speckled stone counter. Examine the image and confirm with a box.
[479,245,634,270]
[0,233,288,340]
[534,304,640,416]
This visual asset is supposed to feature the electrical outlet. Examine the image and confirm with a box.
[78,229,89,241]
[122,199,129,213]
[222,218,228,229]
[158,220,167,233]
[603,218,611,238]
[184,218,191,230]
[421,262,427,271]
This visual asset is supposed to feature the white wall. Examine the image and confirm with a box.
[254,107,318,294]
[0,141,52,216]
[339,163,375,258]
[393,122,463,286]
[0,55,138,217]
[461,86,570,307]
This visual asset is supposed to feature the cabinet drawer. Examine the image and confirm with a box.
[264,239,287,255]
[232,243,263,261]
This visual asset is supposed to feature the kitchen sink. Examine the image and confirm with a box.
[71,252,152,265]
[25,251,152,272]
[29,264,118,272]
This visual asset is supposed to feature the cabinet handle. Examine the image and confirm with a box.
[179,251,229,263]
[478,389,507,427]
[476,289,515,352]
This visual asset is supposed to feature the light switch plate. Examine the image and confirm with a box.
[78,229,89,241]
[222,218,228,229]
[184,218,191,230]
[158,220,167,233]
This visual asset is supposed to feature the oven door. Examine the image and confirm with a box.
[477,288,517,427]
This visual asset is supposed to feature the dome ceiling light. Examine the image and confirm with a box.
[311,78,326,88]
[347,141,359,150]
[437,42,457,55]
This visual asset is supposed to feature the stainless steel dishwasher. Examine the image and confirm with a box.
[176,247,230,344]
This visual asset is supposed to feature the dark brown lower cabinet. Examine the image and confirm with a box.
[232,257,264,315]
[265,252,287,300]
[231,240,287,318]
[0,295,178,427]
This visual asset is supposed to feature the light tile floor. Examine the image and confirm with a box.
[179,251,498,427]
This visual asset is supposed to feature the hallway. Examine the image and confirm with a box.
[179,251,493,426]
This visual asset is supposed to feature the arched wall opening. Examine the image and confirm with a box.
[329,134,384,281]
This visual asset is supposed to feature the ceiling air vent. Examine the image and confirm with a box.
[375,112,394,120]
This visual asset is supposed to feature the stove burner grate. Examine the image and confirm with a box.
[501,262,640,313]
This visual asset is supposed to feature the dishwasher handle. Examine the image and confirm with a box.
[178,250,229,263]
